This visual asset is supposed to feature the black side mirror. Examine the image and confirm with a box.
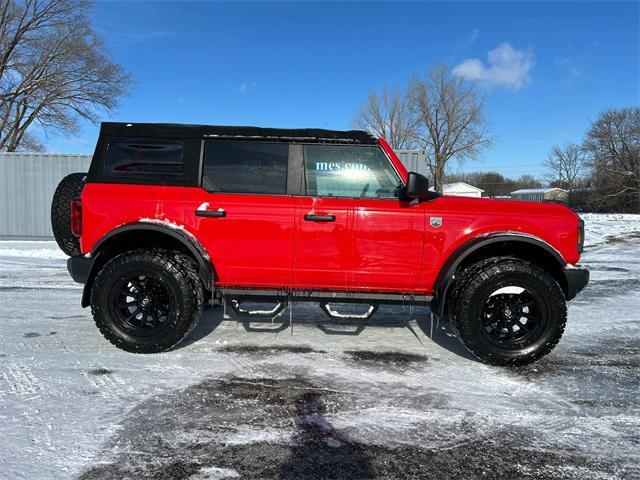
[405,171,432,199]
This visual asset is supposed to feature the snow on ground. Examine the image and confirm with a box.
[0,214,639,479]
[0,240,68,260]
[580,213,640,248]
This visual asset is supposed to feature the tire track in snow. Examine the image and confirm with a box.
[0,362,41,396]
[83,369,126,395]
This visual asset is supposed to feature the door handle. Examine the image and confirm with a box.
[196,208,226,218]
[304,213,335,222]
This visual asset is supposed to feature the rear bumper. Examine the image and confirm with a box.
[67,255,93,284]
[563,265,589,300]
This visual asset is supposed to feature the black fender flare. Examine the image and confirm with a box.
[80,222,215,307]
[432,233,566,317]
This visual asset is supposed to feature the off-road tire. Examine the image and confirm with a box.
[90,249,203,353]
[51,172,86,256]
[173,252,205,335]
[450,257,567,366]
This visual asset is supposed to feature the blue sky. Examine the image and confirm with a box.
[46,1,639,179]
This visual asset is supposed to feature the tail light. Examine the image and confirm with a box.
[577,218,584,253]
[71,199,82,237]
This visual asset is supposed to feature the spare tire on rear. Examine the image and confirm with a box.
[51,172,86,256]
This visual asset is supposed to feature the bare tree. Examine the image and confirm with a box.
[583,107,640,212]
[408,64,493,192]
[544,143,586,191]
[514,174,542,190]
[352,84,418,150]
[0,0,131,151]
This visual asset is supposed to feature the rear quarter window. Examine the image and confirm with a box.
[88,137,200,185]
[104,140,184,180]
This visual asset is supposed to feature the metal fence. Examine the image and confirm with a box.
[0,152,92,238]
[0,149,428,238]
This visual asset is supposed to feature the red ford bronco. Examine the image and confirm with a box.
[52,122,588,365]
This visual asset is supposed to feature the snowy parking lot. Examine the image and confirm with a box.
[1,213,639,479]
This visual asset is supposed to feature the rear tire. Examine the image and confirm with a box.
[450,257,566,366]
[51,172,86,256]
[90,249,203,353]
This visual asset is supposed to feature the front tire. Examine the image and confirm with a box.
[90,249,203,353]
[450,257,567,366]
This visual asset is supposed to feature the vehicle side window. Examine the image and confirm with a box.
[303,145,402,199]
[203,141,289,194]
[105,140,184,180]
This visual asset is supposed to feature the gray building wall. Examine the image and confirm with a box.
[510,190,568,203]
[395,150,429,177]
[0,153,92,238]
[0,148,427,238]
[511,192,545,202]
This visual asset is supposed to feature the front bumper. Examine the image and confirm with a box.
[67,255,93,284]
[563,265,589,300]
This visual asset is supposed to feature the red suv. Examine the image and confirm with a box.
[51,122,588,365]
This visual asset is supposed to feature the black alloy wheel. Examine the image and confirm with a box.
[112,273,174,335]
[480,287,547,350]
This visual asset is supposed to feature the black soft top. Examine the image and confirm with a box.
[99,122,377,145]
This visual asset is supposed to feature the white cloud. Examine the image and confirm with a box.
[464,28,480,46]
[239,81,258,93]
[453,28,481,52]
[517,18,539,28]
[554,52,588,83]
[452,43,536,90]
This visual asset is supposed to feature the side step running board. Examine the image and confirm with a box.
[229,299,287,318]
[320,303,378,321]
[219,288,433,305]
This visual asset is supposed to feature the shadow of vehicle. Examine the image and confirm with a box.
[176,302,479,362]
[176,308,225,347]
[414,315,479,362]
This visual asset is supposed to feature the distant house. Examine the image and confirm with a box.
[510,188,568,203]
[430,182,484,198]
